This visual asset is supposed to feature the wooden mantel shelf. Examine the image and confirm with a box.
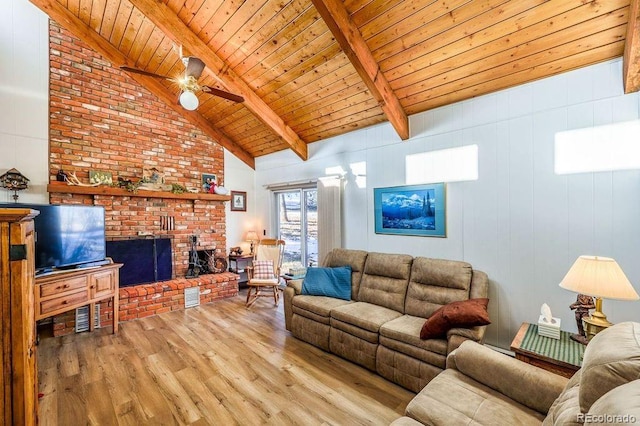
[47,183,231,202]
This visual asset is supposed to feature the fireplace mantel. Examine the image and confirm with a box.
[47,182,231,202]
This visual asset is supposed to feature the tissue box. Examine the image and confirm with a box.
[538,315,561,339]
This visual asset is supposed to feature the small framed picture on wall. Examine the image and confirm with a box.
[231,191,247,212]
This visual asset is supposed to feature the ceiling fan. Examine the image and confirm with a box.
[121,56,244,111]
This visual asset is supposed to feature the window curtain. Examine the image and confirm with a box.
[317,176,342,265]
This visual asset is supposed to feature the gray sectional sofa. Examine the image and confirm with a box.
[283,248,489,392]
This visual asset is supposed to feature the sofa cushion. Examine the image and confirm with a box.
[405,257,474,318]
[380,315,448,357]
[420,298,490,339]
[405,369,545,426]
[323,248,368,299]
[292,295,352,318]
[301,266,352,300]
[452,340,567,414]
[579,321,640,413]
[358,252,412,312]
[587,379,640,424]
[331,301,402,333]
[543,370,582,426]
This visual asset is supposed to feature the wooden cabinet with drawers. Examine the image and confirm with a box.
[35,263,121,333]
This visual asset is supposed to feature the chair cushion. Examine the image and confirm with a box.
[253,260,274,279]
[579,321,640,413]
[420,298,490,339]
[301,266,352,300]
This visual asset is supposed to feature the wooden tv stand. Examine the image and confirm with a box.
[35,263,122,333]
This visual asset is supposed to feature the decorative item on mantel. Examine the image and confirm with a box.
[538,303,561,339]
[560,255,639,343]
[138,166,172,191]
[0,168,29,202]
[89,170,113,185]
[66,171,100,187]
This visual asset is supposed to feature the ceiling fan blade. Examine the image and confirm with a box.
[201,86,244,103]
[184,57,205,80]
[120,66,169,79]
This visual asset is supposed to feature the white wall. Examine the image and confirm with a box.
[0,0,49,204]
[224,150,258,254]
[254,58,640,349]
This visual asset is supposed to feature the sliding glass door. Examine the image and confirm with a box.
[275,188,317,271]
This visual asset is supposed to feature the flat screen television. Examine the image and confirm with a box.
[2,203,106,273]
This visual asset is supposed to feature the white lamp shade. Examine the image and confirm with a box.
[179,90,199,110]
[245,231,258,241]
[559,255,639,300]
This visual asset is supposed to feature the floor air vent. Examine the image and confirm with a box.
[184,287,200,308]
[76,305,100,332]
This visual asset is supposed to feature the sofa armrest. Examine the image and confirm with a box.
[446,325,487,354]
[283,279,304,331]
[448,340,568,414]
[287,278,304,295]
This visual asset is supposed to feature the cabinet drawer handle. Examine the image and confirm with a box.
[61,300,67,304]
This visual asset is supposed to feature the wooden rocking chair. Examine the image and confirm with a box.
[246,239,285,308]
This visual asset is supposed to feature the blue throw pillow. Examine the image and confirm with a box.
[301,266,352,301]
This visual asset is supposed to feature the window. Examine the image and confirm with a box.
[275,188,318,271]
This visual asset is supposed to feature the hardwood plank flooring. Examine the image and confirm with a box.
[37,290,414,425]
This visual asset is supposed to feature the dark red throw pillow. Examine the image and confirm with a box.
[420,298,490,340]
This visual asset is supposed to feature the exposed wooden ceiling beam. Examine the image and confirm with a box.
[310,0,409,140]
[29,0,255,169]
[624,0,640,93]
[126,0,308,161]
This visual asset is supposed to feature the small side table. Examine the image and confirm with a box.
[510,322,584,378]
[228,254,254,288]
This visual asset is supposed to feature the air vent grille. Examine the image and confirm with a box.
[75,305,100,332]
[184,287,200,308]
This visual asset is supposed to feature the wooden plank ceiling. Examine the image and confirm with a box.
[30,0,639,168]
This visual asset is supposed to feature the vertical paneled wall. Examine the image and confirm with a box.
[255,58,640,349]
[0,0,49,203]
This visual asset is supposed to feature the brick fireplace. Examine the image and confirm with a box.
[46,23,240,336]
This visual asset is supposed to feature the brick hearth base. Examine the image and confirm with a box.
[51,272,239,336]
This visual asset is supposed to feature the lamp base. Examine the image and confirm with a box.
[582,299,613,341]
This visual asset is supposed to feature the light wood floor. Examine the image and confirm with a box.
[37,290,414,425]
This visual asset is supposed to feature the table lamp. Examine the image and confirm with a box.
[559,255,639,341]
[245,230,258,255]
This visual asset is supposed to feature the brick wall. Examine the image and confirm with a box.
[47,22,238,335]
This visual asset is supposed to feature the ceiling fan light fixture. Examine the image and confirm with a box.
[179,90,199,111]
